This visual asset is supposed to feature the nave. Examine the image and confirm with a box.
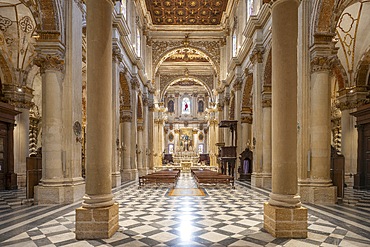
[0,173,370,247]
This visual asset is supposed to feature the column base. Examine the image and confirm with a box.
[34,180,85,204]
[264,202,307,238]
[138,169,148,177]
[251,173,272,189]
[121,169,138,181]
[111,172,121,188]
[17,172,26,188]
[299,183,337,204]
[76,203,119,240]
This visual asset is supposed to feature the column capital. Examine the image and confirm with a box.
[112,46,123,63]
[250,47,264,64]
[131,77,140,90]
[310,56,332,73]
[34,54,64,74]
[262,99,272,108]
[233,77,243,91]
[120,113,132,123]
[241,114,253,124]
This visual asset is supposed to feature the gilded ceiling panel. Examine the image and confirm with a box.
[145,0,228,25]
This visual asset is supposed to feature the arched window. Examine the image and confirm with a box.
[168,100,174,113]
[247,0,254,20]
[232,30,237,57]
[182,97,190,114]
[198,100,204,112]
[121,0,127,18]
[136,27,141,57]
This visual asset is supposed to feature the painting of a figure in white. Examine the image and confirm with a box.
[182,97,190,114]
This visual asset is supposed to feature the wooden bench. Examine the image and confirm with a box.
[191,169,235,188]
[139,169,180,187]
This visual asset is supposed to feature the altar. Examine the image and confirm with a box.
[173,151,199,170]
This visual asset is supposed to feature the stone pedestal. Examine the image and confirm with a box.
[264,203,307,238]
[76,203,119,239]
[299,185,337,204]
[252,173,272,189]
[34,182,85,204]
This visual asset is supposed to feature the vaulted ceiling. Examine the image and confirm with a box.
[144,0,228,25]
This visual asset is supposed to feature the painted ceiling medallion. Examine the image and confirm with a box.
[145,0,228,25]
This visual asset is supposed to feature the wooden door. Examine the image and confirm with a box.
[0,123,7,190]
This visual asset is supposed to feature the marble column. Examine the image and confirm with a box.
[241,114,252,148]
[264,0,307,238]
[147,108,154,171]
[234,79,243,156]
[193,129,198,152]
[120,114,133,180]
[76,0,119,239]
[299,55,337,204]
[111,47,122,188]
[339,107,357,187]
[251,48,264,188]
[261,93,272,189]
[14,107,30,187]
[34,54,65,200]
[137,123,145,176]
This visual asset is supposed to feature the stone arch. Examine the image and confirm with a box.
[355,46,370,87]
[313,0,360,35]
[161,76,214,101]
[0,52,14,85]
[137,94,143,121]
[263,49,272,87]
[154,46,219,78]
[242,73,253,112]
[331,56,349,91]
[119,72,131,111]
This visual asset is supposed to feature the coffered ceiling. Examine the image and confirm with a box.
[144,0,228,25]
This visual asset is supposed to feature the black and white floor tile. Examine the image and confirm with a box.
[0,173,370,246]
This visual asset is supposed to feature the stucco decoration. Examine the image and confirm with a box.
[152,40,220,76]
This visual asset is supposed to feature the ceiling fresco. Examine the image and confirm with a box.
[145,0,228,25]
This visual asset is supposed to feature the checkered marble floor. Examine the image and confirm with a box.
[1,172,370,246]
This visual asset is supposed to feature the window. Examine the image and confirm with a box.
[247,0,253,20]
[198,100,204,112]
[121,0,127,18]
[168,100,174,113]
[182,97,190,114]
[136,27,141,57]
[232,30,237,57]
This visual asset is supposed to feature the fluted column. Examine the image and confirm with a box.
[264,0,307,238]
[120,114,133,180]
[261,93,272,189]
[111,47,122,187]
[14,107,30,187]
[251,48,264,188]
[76,0,118,239]
[137,123,144,176]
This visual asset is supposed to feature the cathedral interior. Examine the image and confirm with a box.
[1,0,370,246]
